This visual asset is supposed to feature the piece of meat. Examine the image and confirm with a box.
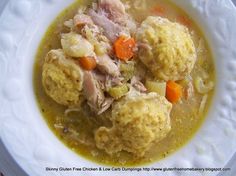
[83,71,105,113]
[92,70,107,90]
[110,76,123,85]
[105,75,123,90]
[83,71,113,114]
[98,97,114,115]
[184,82,194,100]
[98,0,126,24]
[73,14,93,27]
[88,9,123,42]
[131,76,147,93]
[97,54,120,77]
[98,0,137,34]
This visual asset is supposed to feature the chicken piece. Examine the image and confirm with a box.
[98,0,126,24]
[104,76,124,91]
[184,82,194,100]
[88,0,137,42]
[83,71,113,114]
[95,92,172,156]
[98,0,137,33]
[88,9,123,42]
[82,24,111,56]
[131,76,147,93]
[92,70,107,90]
[73,14,93,27]
[97,54,120,77]
[83,71,105,112]
[42,49,84,107]
[100,97,114,114]
[136,16,197,81]
[61,32,94,58]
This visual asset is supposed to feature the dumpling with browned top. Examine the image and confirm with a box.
[136,16,197,81]
[95,92,172,156]
[42,49,84,107]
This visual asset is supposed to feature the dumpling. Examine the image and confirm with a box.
[42,49,84,107]
[136,16,197,81]
[95,92,172,156]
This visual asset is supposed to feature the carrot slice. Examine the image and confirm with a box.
[79,57,97,70]
[151,5,166,16]
[114,36,136,61]
[177,15,191,27]
[166,81,182,103]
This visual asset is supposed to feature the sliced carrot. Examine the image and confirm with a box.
[177,15,191,27]
[79,57,97,70]
[151,5,166,16]
[166,81,182,103]
[114,36,136,61]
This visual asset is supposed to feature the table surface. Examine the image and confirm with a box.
[0,0,236,176]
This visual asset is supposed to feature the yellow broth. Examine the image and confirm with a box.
[34,0,215,166]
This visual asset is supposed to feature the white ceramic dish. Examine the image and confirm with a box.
[0,0,236,176]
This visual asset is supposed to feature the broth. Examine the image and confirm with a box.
[34,0,215,166]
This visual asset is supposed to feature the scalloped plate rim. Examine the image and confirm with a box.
[0,0,236,176]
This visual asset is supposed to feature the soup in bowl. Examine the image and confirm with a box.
[34,0,215,166]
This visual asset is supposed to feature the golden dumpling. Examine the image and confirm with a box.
[42,49,84,107]
[95,92,172,156]
[136,16,196,81]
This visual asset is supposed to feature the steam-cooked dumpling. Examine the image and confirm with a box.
[136,16,197,81]
[42,49,84,107]
[95,92,172,156]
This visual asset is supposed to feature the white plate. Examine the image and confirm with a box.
[0,0,236,176]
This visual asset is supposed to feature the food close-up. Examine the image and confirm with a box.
[34,0,215,166]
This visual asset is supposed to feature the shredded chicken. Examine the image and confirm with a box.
[97,54,120,77]
[83,71,114,114]
[92,71,107,90]
[98,0,126,24]
[98,97,114,115]
[83,71,105,113]
[184,82,194,100]
[73,14,94,27]
[98,0,136,33]
[131,76,147,93]
[88,9,123,42]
